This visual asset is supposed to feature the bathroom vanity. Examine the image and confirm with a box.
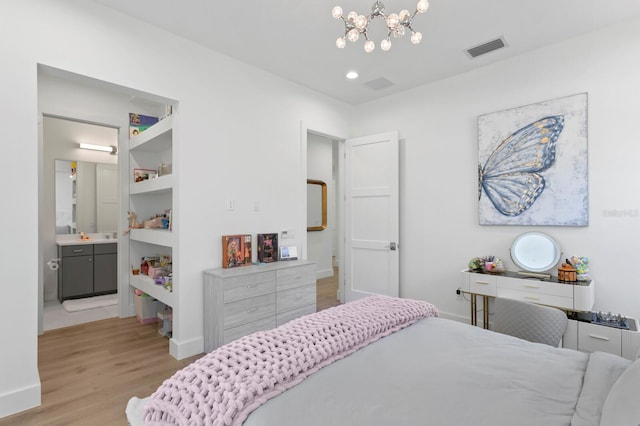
[57,236,118,302]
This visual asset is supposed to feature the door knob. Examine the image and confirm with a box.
[385,242,397,251]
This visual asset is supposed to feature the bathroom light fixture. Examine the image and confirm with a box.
[79,143,117,155]
[346,71,359,79]
[332,0,429,53]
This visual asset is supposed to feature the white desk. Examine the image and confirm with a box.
[460,269,595,329]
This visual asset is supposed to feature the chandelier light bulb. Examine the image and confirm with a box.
[364,40,375,53]
[336,37,346,48]
[381,38,391,51]
[386,13,400,29]
[355,15,368,30]
[347,11,358,22]
[394,26,405,38]
[417,0,430,14]
[411,31,422,44]
[347,28,360,42]
[399,9,411,22]
[332,6,343,19]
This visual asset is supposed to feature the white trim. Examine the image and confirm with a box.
[169,336,204,360]
[0,382,41,418]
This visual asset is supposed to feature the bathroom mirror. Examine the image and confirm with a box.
[510,232,561,273]
[307,179,327,231]
[55,159,118,234]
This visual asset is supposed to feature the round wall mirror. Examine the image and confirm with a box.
[510,232,561,273]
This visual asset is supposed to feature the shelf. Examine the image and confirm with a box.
[130,274,175,306]
[130,174,174,195]
[130,115,173,152]
[129,228,174,247]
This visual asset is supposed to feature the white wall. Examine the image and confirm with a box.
[0,0,351,418]
[307,133,334,278]
[351,17,640,323]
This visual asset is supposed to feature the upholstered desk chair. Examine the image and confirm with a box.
[493,297,568,347]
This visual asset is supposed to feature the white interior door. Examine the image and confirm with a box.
[344,131,399,301]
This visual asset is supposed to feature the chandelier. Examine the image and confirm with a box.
[332,0,430,53]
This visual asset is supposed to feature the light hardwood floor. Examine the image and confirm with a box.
[1,275,340,425]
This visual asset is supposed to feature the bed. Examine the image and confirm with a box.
[126,296,640,426]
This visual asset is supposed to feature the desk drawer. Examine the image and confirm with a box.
[223,272,276,303]
[61,245,93,257]
[498,276,573,298]
[223,293,276,329]
[578,322,621,355]
[498,288,573,310]
[468,273,497,297]
[277,265,316,291]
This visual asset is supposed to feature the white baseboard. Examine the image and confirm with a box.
[0,382,41,419]
[169,336,204,360]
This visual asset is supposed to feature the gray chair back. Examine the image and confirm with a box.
[493,297,568,347]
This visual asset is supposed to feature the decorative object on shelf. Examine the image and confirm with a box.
[468,257,483,272]
[570,256,589,281]
[478,93,588,226]
[257,233,278,263]
[279,245,298,261]
[158,163,172,176]
[222,234,252,268]
[557,262,577,282]
[332,0,430,53]
[134,168,158,182]
[129,113,159,137]
[467,256,505,273]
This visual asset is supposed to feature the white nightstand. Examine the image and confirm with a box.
[563,315,640,360]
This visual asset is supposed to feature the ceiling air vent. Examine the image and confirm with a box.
[466,37,506,58]
[364,77,395,91]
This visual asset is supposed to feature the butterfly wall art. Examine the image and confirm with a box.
[477,93,588,226]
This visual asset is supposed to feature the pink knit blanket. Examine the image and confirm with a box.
[144,295,438,426]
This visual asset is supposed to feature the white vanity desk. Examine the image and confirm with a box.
[459,269,595,328]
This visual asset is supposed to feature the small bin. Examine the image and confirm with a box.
[134,293,160,324]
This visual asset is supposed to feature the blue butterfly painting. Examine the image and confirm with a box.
[478,115,564,217]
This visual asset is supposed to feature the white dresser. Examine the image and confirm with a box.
[203,260,316,352]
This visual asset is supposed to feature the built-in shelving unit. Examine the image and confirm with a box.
[128,114,177,350]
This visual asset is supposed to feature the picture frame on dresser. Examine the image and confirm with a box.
[257,233,278,263]
[222,234,252,268]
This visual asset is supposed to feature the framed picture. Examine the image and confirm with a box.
[129,113,159,137]
[279,245,298,261]
[257,233,278,263]
[222,234,252,268]
[134,168,158,182]
[478,93,588,226]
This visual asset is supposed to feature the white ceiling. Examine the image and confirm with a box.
[91,0,640,105]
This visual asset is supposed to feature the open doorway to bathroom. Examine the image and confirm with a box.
[42,116,119,331]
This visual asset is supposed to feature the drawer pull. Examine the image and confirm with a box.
[475,281,490,285]
[294,296,303,301]
[524,285,541,289]
[588,334,610,341]
[247,308,258,313]
[524,296,540,301]
[246,284,257,289]
[73,249,84,253]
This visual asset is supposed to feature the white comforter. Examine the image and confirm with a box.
[128,318,631,426]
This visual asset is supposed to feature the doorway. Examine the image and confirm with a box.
[42,116,119,331]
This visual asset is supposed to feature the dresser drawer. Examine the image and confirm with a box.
[277,284,316,313]
[578,322,622,355]
[224,316,276,344]
[277,304,316,327]
[223,293,276,329]
[498,276,573,298]
[468,273,497,297]
[277,265,316,291]
[223,272,276,303]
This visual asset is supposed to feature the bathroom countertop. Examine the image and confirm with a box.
[56,234,119,246]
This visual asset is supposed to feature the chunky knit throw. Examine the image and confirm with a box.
[144,295,438,426]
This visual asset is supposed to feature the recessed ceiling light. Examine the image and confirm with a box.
[346,71,359,79]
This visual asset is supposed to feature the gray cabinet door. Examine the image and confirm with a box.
[61,255,94,299]
[94,252,117,293]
